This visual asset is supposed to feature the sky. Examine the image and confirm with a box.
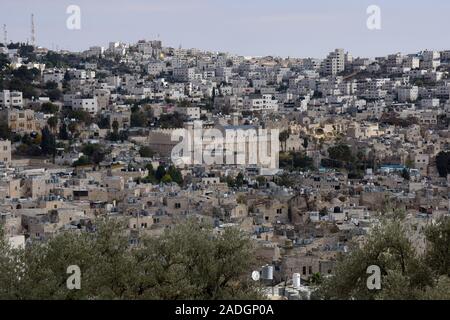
[1,0,450,59]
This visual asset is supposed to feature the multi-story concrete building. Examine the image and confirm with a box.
[398,86,419,102]
[72,97,98,114]
[0,90,23,108]
[173,67,195,82]
[243,94,279,112]
[321,49,345,76]
[1,109,41,133]
[0,140,11,165]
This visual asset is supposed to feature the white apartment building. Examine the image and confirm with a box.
[43,70,65,84]
[71,69,96,80]
[177,106,201,120]
[72,97,98,114]
[321,49,345,76]
[243,94,278,112]
[397,86,419,102]
[387,53,404,68]
[403,56,420,69]
[303,58,322,71]
[440,50,450,61]
[173,67,195,82]
[0,90,23,108]
[420,60,440,70]
[436,83,450,98]
[147,62,165,76]
[421,98,440,108]
[215,67,232,82]
[108,42,127,56]
[422,50,440,61]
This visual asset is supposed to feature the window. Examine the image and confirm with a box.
[308,266,312,274]
[302,266,306,275]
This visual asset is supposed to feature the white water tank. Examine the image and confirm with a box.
[293,273,301,289]
[261,265,273,280]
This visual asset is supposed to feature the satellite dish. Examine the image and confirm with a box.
[251,270,260,281]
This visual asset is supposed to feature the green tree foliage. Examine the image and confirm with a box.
[141,163,157,184]
[155,165,166,181]
[159,112,186,129]
[302,137,309,149]
[40,126,56,156]
[161,174,173,184]
[139,146,154,158]
[315,216,450,300]
[15,133,42,157]
[0,53,9,70]
[47,117,58,132]
[234,172,245,188]
[78,143,107,165]
[73,155,91,167]
[67,110,93,125]
[58,123,69,140]
[435,151,450,177]
[40,102,59,114]
[328,144,354,163]
[425,217,450,277]
[130,110,147,127]
[0,219,260,299]
[4,66,40,99]
[177,100,192,108]
[256,176,266,187]
[279,151,314,171]
[41,52,82,69]
[401,168,410,181]
[279,130,290,151]
[47,88,62,101]
[381,112,419,128]
[12,66,40,82]
[0,122,12,140]
[107,120,126,142]
[130,106,153,128]
[167,165,183,185]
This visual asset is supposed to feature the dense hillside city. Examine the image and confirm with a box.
[0,39,449,300]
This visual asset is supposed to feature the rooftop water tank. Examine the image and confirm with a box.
[261,265,273,280]
[293,273,301,289]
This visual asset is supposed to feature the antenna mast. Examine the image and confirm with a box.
[31,13,36,47]
[2,24,6,45]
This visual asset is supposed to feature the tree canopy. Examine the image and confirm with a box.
[0,219,260,300]
[315,215,450,300]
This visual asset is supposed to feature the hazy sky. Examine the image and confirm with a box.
[2,0,450,58]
